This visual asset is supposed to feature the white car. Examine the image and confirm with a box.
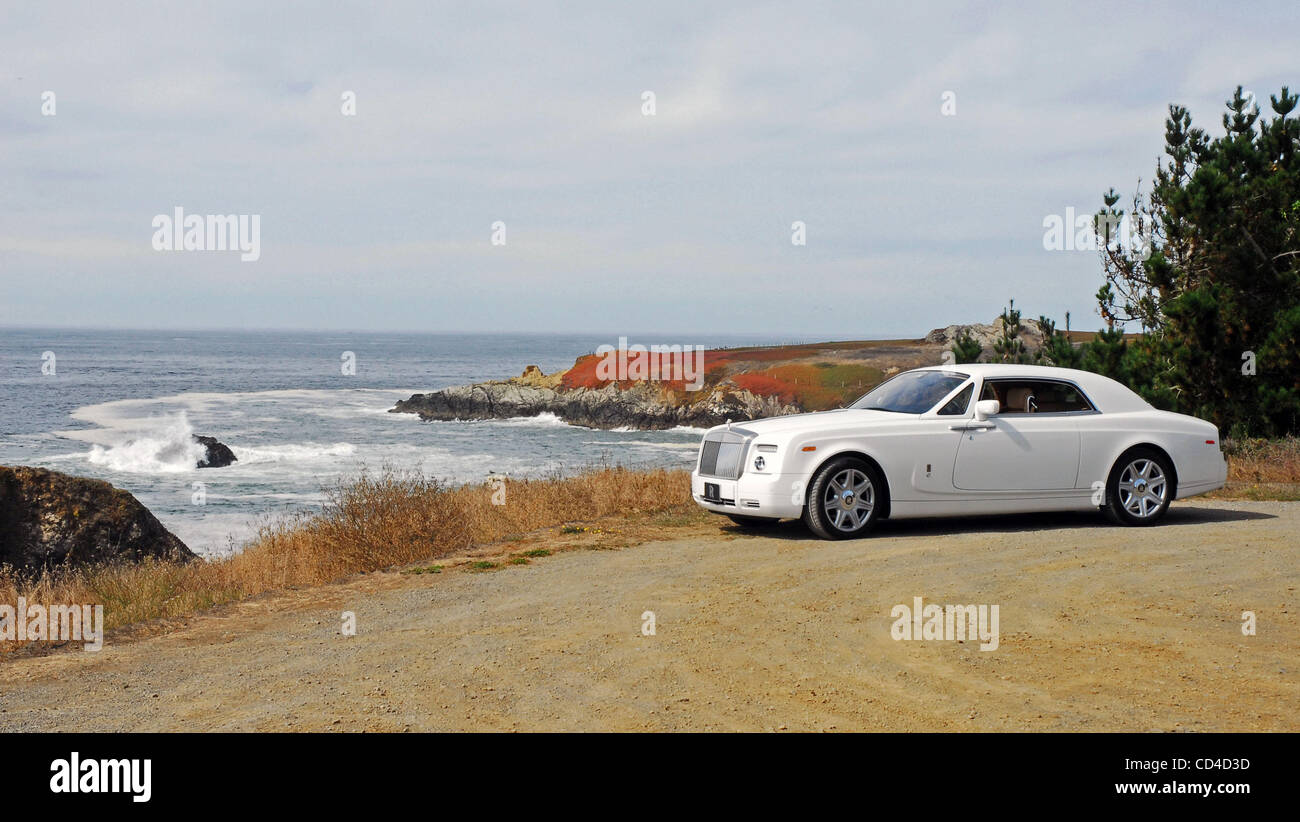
[691,364,1227,539]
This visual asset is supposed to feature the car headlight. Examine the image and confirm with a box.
[754,455,766,470]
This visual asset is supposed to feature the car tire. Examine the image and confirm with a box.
[726,514,778,528]
[802,456,885,540]
[1102,447,1174,526]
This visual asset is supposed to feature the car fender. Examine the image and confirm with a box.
[782,439,896,515]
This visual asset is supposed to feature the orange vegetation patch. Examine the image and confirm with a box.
[560,353,605,389]
[561,349,717,392]
[557,341,899,399]
[730,373,797,404]
[731,362,886,410]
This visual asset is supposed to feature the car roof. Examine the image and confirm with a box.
[909,363,1152,413]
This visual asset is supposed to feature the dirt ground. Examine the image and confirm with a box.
[1,500,1296,732]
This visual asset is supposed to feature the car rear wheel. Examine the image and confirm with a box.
[802,456,885,540]
[1103,448,1173,526]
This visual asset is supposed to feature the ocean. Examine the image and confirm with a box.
[0,329,782,557]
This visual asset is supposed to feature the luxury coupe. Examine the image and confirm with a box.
[691,364,1227,539]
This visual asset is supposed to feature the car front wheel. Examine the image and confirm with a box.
[1103,448,1173,525]
[802,456,885,540]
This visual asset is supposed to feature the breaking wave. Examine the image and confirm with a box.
[86,412,206,474]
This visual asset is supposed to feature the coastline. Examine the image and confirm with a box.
[390,335,954,430]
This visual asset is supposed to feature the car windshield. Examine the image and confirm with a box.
[849,370,969,414]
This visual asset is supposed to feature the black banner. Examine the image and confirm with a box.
[8,732,1292,810]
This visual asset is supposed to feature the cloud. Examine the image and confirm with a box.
[1,0,1295,334]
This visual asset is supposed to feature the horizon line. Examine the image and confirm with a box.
[0,323,942,342]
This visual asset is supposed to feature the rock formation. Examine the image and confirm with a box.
[923,318,1047,355]
[194,435,237,468]
[0,465,195,571]
[392,379,800,430]
[391,359,802,430]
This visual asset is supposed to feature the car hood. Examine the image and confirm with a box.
[722,408,911,437]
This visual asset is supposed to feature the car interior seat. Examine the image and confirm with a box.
[1005,386,1036,413]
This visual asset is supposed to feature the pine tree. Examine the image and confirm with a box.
[951,330,983,363]
[1039,316,1081,368]
[1080,327,1129,383]
[1094,86,1300,435]
[992,299,1031,363]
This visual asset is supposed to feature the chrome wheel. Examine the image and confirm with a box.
[821,468,875,532]
[1117,458,1167,519]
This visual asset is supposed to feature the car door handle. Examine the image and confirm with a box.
[949,421,995,431]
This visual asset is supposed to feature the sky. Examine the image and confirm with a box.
[0,1,1295,337]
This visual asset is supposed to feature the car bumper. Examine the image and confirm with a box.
[1176,451,1228,499]
[690,469,805,519]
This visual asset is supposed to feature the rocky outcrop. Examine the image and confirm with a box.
[392,379,799,430]
[923,318,1047,349]
[194,436,236,468]
[924,318,1047,359]
[0,466,195,571]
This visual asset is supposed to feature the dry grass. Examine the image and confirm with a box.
[0,465,692,657]
[5,438,1298,659]
[1217,437,1300,500]
[1224,436,1300,483]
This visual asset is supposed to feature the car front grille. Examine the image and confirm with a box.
[698,431,748,479]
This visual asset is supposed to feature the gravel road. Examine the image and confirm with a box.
[2,500,1296,731]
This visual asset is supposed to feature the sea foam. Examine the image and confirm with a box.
[86,412,206,474]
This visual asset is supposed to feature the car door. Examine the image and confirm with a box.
[951,378,1082,491]
[906,381,977,496]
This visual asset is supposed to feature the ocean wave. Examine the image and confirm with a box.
[234,442,357,463]
[65,388,413,438]
[85,412,206,474]
[490,412,571,427]
[666,425,709,434]
[76,405,357,474]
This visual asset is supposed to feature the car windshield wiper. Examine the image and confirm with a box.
[854,405,904,412]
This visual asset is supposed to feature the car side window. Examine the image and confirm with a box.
[937,383,973,415]
[1030,380,1092,412]
[980,380,1092,414]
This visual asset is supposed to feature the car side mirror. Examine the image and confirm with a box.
[974,399,1000,421]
